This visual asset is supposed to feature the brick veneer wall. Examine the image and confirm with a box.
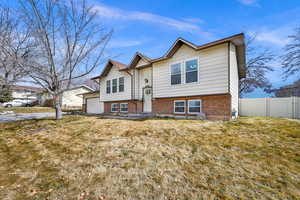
[152,94,231,120]
[104,100,143,114]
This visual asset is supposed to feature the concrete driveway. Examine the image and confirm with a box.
[0,112,56,123]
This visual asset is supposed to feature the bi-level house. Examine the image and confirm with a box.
[91,33,245,120]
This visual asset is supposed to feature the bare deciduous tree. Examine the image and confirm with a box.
[0,7,35,98]
[20,0,112,119]
[282,27,300,80]
[240,34,274,96]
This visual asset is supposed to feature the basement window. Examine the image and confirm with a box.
[188,100,201,114]
[111,103,118,112]
[174,100,185,114]
[120,103,128,112]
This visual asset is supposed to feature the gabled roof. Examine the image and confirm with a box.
[91,33,246,80]
[127,52,152,69]
[151,33,246,78]
[68,85,94,92]
[91,59,128,80]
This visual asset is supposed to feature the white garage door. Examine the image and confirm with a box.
[86,98,103,114]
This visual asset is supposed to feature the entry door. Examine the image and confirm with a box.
[143,87,152,113]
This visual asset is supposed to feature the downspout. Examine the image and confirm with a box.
[125,70,138,113]
[125,70,134,99]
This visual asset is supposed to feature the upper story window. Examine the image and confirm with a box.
[171,63,181,85]
[185,59,198,83]
[112,79,117,93]
[119,77,124,92]
[106,80,111,94]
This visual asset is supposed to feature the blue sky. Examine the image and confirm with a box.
[89,0,300,98]
[8,0,300,97]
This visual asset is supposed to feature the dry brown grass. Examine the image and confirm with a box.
[0,106,54,113]
[0,116,299,200]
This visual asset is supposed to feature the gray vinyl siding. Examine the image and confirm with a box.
[152,43,229,98]
[99,65,132,102]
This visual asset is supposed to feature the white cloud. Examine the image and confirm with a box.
[249,26,292,47]
[182,17,205,24]
[238,0,259,6]
[255,32,289,47]
[92,4,208,34]
[108,39,145,48]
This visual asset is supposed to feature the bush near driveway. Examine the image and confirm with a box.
[0,116,299,199]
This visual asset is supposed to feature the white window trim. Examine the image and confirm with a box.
[185,58,199,84]
[112,78,118,93]
[106,80,111,94]
[111,103,118,112]
[170,62,182,86]
[169,57,200,86]
[174,100,185,114]
[119,77,125,92]
[120,103,128,113]
[187,99,202,114]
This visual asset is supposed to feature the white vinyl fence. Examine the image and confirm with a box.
[239,97,300,119]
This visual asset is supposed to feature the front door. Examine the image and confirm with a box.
[143,87,152,113]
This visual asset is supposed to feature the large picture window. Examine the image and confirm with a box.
[188,100,201,114]
[112,78,117,93]
[171,63,181,85]
[174,100,185,113]
[119,77,124,92]
[111,103,118,112]
[185,59,198,83]
[120,103,128,112]
[106,80,111,94]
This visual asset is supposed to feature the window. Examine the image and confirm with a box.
[185,59,198,83]
[120,103,128,112]
[111,103,118,112]
[112,79,117,93]
[119,77,124,92]
[171,63,181,85]
[188,100,201,114]
[106,80,111,94]
[174,100,185,113]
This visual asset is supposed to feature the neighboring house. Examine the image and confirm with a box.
[10,85,44,101]
[91,33,246,120]
[38,85,94,107]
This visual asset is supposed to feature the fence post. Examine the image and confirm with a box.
[295,96,300,119]
[292,96,295,119]
[265,97,270,117]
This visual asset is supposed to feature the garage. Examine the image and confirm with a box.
[86,97,103,114]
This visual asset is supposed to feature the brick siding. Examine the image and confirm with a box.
[152,94,231,120]
[103,94,231,120]
[104,100,143,114]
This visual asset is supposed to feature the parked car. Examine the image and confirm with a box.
[2,99,35,108]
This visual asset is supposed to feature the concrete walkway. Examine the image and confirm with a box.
[0,112,56,123]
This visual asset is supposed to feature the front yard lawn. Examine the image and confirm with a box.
[0,106,54,113]
[0,116,299,199]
